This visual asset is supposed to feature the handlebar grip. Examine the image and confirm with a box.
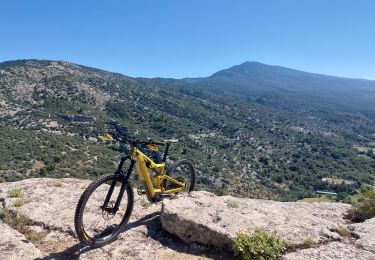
[135,140,164,146]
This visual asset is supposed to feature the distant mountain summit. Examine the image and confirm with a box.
[210,61,288,78]
[210,60,372,83]
[191,61,375,109]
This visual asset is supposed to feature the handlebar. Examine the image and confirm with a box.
[105,120,164,146]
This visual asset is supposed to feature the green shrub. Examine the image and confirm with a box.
[24,230,44,241]
[233,228,287,260]
[297,238,318,249]
[8,188,23,198]
[0,207,45,241]
[228,200,239,208]
[287,238,318,251]
[347,188,375,222]
[14,198,25,207]
[332,226,350,237]
[0,207,32,233]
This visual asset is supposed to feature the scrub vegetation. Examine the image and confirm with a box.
[1,60,375,201]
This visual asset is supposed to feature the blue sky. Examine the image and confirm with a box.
[1,1,375,79]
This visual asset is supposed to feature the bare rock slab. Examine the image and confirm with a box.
[282,242,375,260]
[0,220,43,259]
[0,178,91,234]
[349,217,375,253]
[161,191,351,250]
[0,178,222,259]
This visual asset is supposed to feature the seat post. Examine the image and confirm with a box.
[162,143,170,162]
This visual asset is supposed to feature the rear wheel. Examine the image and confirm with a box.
[162,159,195,193]
[74,173,134,247]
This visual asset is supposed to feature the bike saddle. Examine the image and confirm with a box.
[163,139,179,144]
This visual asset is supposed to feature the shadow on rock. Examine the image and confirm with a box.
[40,212,231,259]
[125,212,233,259]
[38,243,91,260]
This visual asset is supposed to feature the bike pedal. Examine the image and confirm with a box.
[137,190,146,195]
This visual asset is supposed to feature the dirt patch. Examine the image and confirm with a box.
[32,160,45,170]
[322,177,354,185]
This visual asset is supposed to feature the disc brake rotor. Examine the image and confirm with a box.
[101,201,116,220]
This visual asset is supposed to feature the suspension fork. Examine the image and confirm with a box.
[101,156,135,212]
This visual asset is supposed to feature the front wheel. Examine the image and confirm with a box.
[162,159,195,193]
[74,173,134,247]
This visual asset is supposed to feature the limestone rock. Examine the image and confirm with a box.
[0,220,43,259]
[0,178,92,234]
[282,242,375,260]
[160,191,351,250]
[2,178,374,260]
[0,178,224,259]
[349,217,375,253]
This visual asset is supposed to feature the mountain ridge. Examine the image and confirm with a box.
[212,61,375,82]
[0,59,375,202]
[2,58,375,82]
[200,61,375,109]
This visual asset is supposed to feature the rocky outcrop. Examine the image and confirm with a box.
[0,178,224,259]
[0,220,43,259]
[349,217,375,253]
[282,242,375,260]
[160,191,350,249]
[160,191,375,259]
[1,178,375,260]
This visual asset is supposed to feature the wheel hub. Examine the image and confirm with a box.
[101,201,117,220]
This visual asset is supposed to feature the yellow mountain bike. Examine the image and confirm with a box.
[74,121,195,247]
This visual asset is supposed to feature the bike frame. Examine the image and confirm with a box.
[101,144,185,213]
[130,146,185,199]
[105,144,185,205]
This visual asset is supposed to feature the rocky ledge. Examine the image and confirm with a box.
[0,178,374,259]
[161,191,375,259]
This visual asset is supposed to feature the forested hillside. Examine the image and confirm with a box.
[1,59,374,201]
